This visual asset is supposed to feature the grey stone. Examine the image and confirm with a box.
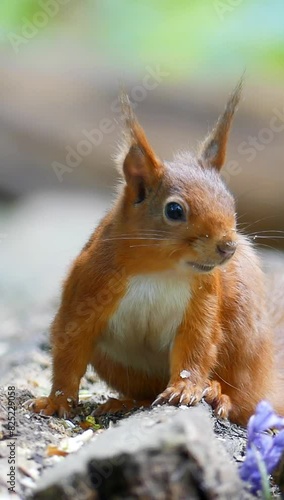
[32,405,251,500]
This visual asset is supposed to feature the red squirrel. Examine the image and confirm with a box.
[28,81,284,425]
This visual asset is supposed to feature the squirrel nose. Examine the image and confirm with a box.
[216,241,237,259]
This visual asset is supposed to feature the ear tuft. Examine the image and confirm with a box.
[119,90,160,168]
[115,90,163,198]
[199,77,243,171]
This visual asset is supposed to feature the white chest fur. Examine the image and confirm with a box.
[98,273,191,375]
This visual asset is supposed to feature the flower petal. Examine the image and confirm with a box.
[248,401,284,444]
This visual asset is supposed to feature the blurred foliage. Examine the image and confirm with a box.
[0,0,283,81]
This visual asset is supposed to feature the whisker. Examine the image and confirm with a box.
[211,371,240,392]
[236,222,251,227]
[101,230,176,241]
[101,237,177,243]
[169,248,179,258]
[131,229,173,234]
[239,215,278,233]
[247,231,284,237]
[253,243,284,254]
[236,213,248,220]
[251,235,284,240]
[237,239,284,252]
[248,229,284,234]
[238,239,284,254]
[128,242,177,248]
[104,233,172,238]
[211,369,258,409]
[122,229,173,233]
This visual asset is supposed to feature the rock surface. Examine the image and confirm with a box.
[0,326,252,500]
[32,406,251,500]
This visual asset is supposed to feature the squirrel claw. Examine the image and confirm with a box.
[189,395,197,405]
[179,393,186,405]
[23,399,35,411]
[203,380,232,419]
[215,395,232,420]
[24,395,76,419]
[153,380,204,408]
[168,392,179,403]
[151,395,164,407]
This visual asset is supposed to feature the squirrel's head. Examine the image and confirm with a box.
[115,81,242,274]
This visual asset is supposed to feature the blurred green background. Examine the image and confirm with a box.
[1,0,284,78]
[0,0,283,332]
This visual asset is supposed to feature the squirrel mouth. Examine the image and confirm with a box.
[187,262,216,273]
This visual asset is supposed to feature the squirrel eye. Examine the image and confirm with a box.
[165,202,185,221]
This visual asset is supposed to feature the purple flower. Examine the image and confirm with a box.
[240,401,284,494]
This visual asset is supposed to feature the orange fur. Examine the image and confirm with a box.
[29,81,284,425]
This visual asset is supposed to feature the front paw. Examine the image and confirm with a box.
[152,380,204,407]
[94,398,135,416]
[203,380,232,419]
[24,393,77,418]
[94,398,151,416]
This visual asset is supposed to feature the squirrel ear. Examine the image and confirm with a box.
[198,78,243,171]
[119,92,163,200]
